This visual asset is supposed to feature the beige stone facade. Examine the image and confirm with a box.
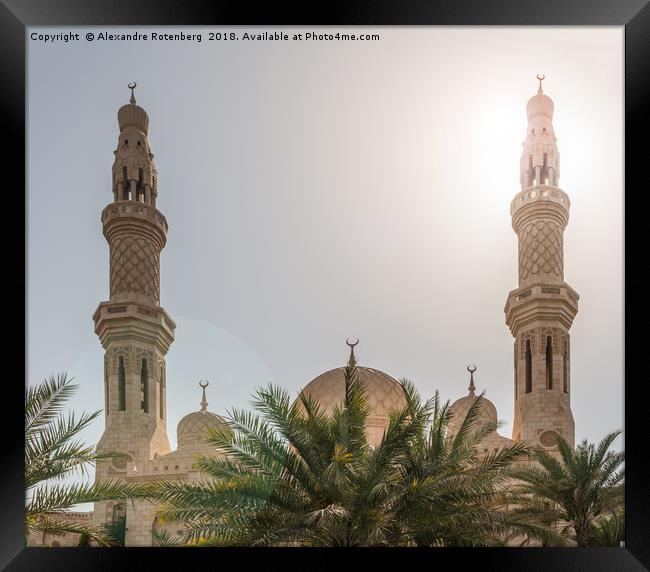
[28,77,579,546]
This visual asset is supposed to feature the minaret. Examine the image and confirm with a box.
[505,76,578,451]
[92,84,175,518]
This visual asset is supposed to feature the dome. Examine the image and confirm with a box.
[177,409,228,449]
[448,393,498,433]
[176,381,228,449]
[295,340,407,446]
[118,103,149,135]
[299,366,406,419]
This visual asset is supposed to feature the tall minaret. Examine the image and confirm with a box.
[505,76,578,451]
[92,84,175,520]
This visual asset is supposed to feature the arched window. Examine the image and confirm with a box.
[105,362,109,415]
[546,336,553,390]
[525,339,532,393]
[563,343,569,393]
[141,358,149,413]
[118,356,126,411]
[159,364,165,419]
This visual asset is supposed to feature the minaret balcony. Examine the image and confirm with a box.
[93,300,176,353]
[102,200,168,236]
[511,185,570,217]
[504,282,579,334]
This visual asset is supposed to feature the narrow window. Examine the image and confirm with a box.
[159,365,164,419]
[105,363,110,415]
[122,167,129,199]
[514,344,518,400]
[118,356,126,411]
[563,345,569,393]
[525,339,532,393]
[141,358,149,413]
[545,336,553,390]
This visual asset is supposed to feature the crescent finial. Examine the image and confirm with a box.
[346,337,359,366]
[128,82,137,104]
[536,74,545,94]
[199,380,209,411]
[467,365,477,396]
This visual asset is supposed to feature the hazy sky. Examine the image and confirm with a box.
[27,27,624,484]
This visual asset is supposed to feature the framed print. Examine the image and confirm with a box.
[3,0,649,570]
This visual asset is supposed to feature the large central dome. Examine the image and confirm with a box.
[296,341,406,446]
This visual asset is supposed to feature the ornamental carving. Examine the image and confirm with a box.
[109,234,160,303]
[110,346,131,374]
[135,349,155,370]
[518,219,563,283]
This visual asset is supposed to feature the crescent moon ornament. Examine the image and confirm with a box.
[536,74,545,94]
[346,337,359,348]
[128,82,137,104]
[346,337,359,366]
[199,380,209,411]
[466,365,477,396]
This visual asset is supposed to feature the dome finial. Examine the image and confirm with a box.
[466,365,477,396]
[199,380,209,412]
[128,82,137,105]
[346,337,359,366]
[536,74,545,95]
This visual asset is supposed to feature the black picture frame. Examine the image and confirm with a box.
[3,1,648,570]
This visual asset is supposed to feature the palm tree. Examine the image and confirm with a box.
[25,373,155,546]
[510,431,624,547]
[153,364,562,546]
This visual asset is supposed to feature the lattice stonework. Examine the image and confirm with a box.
[109,234,161,302]
[518,219,563,282]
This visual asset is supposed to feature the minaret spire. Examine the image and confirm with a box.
[520,74,559,189]
[505,78,578,453]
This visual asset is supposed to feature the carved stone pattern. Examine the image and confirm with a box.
[135,349,155,370]
[110,234,160,302]
[110,347,131,374]
[541,328,562,350]
[518,219,563,282]
[539,430,560,447]
[519,333,537,359]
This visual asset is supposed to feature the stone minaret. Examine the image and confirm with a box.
[92,84,175,524]
[505,76,579,452]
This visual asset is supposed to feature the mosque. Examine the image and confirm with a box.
[29,76,579,546]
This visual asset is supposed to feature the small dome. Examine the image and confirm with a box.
[176,410,228,449]
[118,103,149,135]
[526,93,554,122]
[447,365,498,436]
[448,393,498,433]
[176,381,228,450]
